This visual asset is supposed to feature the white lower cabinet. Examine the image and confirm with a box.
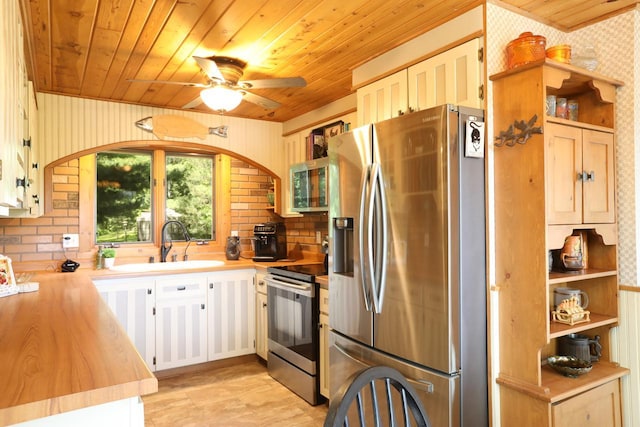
[94,268,257,373]
[207,269,256,361]
[155,275,208,370]
[94,278,156,371]
[319,287,330,398]
[255,269,268,360]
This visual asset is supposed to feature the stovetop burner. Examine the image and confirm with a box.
[267,264,327,283]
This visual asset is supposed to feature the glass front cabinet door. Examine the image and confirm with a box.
[290,158,328,212]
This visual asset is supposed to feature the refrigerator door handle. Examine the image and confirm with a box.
[333,341,370,370]
[358,166,373,312]
[370,163,388,313]
[406,378,435,394]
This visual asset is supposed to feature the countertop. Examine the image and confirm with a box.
[0,257,325,424]
[88,257,322,279]
[0,272,158,426]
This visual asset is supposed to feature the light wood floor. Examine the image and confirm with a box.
[143,357,328,426]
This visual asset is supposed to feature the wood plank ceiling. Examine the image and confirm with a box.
[19,0,639,123]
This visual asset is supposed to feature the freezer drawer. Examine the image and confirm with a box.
[329,331,459,427]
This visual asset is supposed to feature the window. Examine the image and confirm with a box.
[96,151,152,243]
[96,150,216,244]
[165,154,214,240]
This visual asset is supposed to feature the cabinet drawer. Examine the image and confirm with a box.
[319,287,329,315]
[156,275,207,300]
[552,379,621,427]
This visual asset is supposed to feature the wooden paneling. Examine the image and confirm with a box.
[37,93,285,179]
[19,0,636,124]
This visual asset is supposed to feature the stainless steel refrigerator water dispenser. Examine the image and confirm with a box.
[332,217,354,274]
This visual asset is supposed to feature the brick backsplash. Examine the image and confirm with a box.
[0,157,328,269]
[230,158,328,259]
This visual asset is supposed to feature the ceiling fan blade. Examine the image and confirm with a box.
[240,76,306,89]
[193,56,225,82]
[182,95,203,109]
[128,78,210,88]
[242,91,280,110]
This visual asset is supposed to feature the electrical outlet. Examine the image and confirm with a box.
[62,233,79,248]
[231,230,238,237]
[316,231,322,244]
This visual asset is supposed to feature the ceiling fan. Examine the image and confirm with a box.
[129,56,307,113]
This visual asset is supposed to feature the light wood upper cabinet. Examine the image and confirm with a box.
[582,129,615,223]
[408,38,482,112]
[356,38,482,126]
[546,123,615,225]
[357,69,408,125]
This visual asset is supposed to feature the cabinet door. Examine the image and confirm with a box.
[552,379,621,427]
[408,38,482,112]
[94,278,156,371]
[25,82,42,216]
[282,132,305,215]
[319,312,330,398]
[582,130,615,223]
[357,69,408,125]
[546,123,583,225]
[156,276,207,370]
[207,270,256,361]
[256,291,268,360]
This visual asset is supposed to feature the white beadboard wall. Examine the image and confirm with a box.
[487,3,640,427]
[36,93,285,178]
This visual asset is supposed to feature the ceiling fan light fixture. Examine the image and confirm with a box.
[200,86,243,112]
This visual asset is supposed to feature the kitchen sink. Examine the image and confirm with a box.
[108,260,225,273]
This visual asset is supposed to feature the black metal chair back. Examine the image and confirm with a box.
[324,366,431,427]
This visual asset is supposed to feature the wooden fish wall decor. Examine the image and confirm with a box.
[135,115,228,139]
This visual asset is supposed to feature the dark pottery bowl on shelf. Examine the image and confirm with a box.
[547,355,592,378]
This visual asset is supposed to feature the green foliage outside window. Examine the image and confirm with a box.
[96,152,152,243]
[166,155,214,240]
[96,151,215,244]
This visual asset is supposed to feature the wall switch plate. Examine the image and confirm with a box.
[62,233,79,248]
[316,231,322,244]
[231,230,238,237]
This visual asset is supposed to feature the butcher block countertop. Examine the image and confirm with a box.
[0,272,157,426]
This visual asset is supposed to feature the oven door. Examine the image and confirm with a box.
[266,274,318,374]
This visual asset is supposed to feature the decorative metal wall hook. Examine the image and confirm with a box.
[494,114,543,147]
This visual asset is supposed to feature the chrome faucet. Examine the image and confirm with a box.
[160,220,191,262]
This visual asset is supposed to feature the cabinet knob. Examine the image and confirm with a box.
[262,302,267,308]
[578,171,596,182]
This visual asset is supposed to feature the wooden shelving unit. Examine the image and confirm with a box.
[492,59,628,426]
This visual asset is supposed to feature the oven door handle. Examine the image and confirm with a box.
[265,276,313,297]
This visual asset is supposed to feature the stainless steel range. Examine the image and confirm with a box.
[265,264,325,405]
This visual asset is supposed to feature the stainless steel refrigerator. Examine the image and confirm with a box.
[327,104,487,427]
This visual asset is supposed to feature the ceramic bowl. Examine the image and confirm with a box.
[547,355,592,378]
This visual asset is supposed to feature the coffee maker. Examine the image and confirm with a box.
[252,222,287,261]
